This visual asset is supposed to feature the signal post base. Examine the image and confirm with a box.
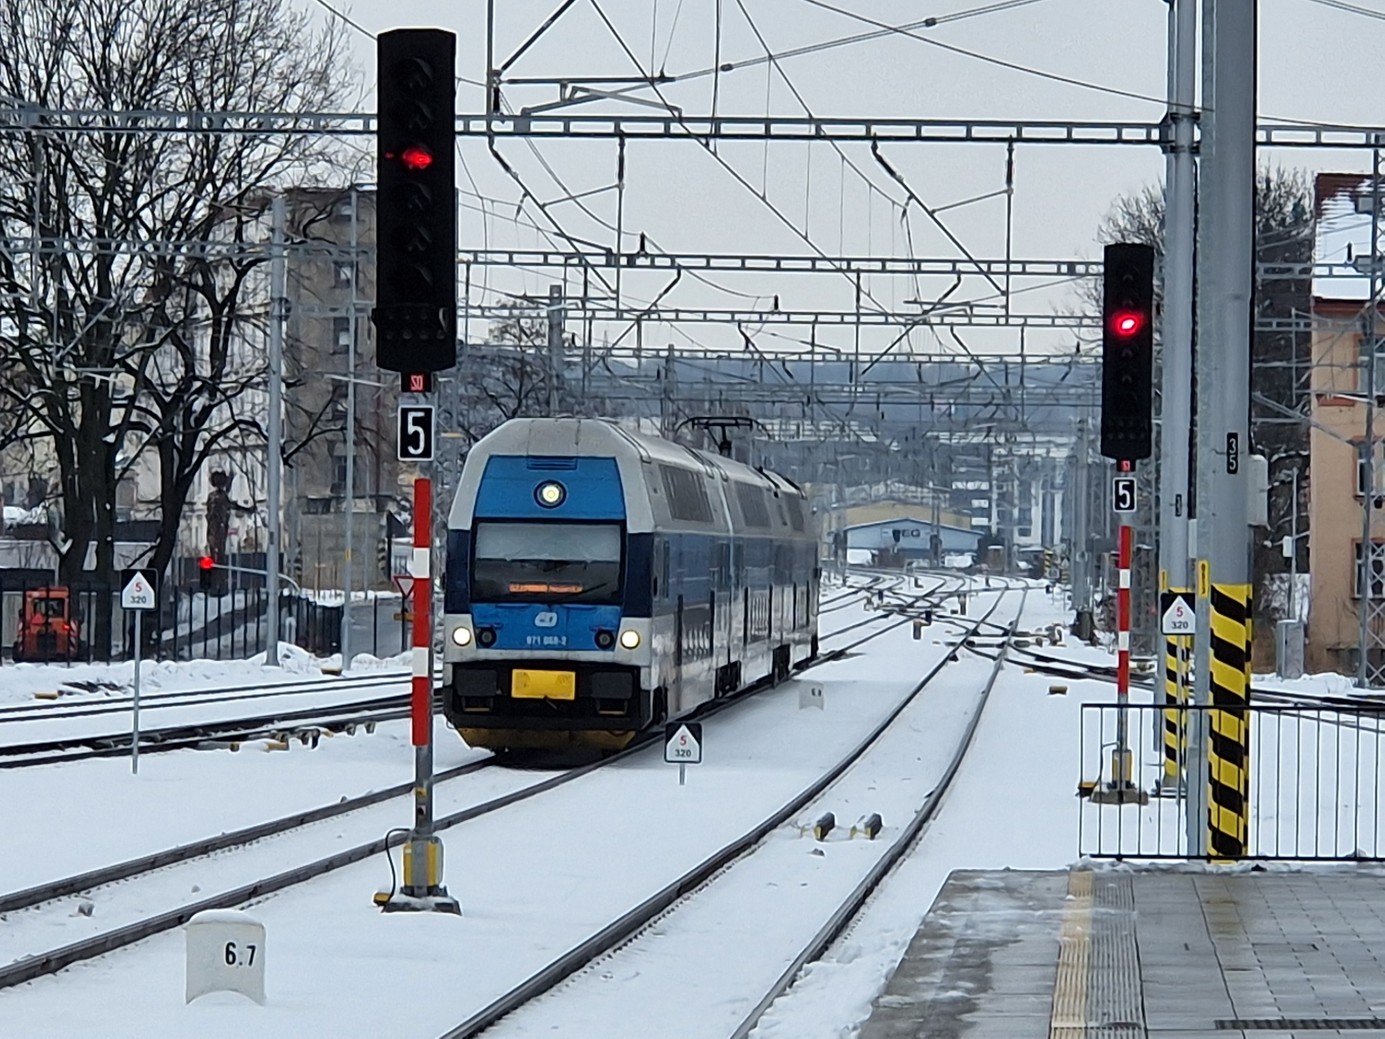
[373,835,462,915]
[375,890,462,915]
[1089,748,1150,805]
[1090,785,1151,806]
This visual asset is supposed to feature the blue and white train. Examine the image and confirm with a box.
[441,417,820,751]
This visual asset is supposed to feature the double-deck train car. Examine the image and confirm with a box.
[441,418,820,751]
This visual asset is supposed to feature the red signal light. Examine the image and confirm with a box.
[1111,310,1145,338]
[198,556,215,571]
[399,145,433,171]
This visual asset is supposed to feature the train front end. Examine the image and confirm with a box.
[441,422,652,751]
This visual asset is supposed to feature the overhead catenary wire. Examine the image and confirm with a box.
[308,0,486,88]
[584,0,900,319]
[793,0,1169,107]
[589,0,1055,101]
[1301,0,1385,20]
[729,0,903,215]
[486,89,777,307]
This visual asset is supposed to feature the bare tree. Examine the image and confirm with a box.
[0,0,354,646]
[446,316,590,446]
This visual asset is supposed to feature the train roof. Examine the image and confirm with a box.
[467,418,804,497]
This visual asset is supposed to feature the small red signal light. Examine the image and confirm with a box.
[1111,310,1145,338]
[399,145,434,172]
[198,556,215,571]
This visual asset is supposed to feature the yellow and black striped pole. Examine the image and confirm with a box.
[1207,582,1252,859]
[1161,589,1191,788]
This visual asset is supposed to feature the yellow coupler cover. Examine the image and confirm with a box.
[511,668,576,700]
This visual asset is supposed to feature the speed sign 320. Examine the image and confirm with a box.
[397,405,435,462]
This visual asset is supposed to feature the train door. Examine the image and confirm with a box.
[674,594,685,713]
[716,541,730,670]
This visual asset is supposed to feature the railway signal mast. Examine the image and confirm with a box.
[371,26,460,915]
[1093,242,1154,806]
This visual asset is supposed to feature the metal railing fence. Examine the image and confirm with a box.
[0,572,412,666]
[1080,701,1385,861]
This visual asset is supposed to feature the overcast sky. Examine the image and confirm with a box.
[310,0,1385,358]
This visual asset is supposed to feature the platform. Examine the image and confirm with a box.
[861,867,1385,1038]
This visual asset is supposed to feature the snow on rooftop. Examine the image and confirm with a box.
[1315,173,1373,301]
[1,504,45,526]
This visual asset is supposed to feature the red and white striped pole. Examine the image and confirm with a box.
[1112,459,1135,792]
[410,477,432,750]
[390,473,457,910]
[401,475,438,897]
[1117,521,1132,702]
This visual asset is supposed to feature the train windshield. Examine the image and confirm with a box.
[31,598,66,619]
[472,522,623,604]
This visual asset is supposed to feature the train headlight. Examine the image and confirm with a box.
[477,627,497,647]
[618,629,641,650]
[535,481,566,508]
[451,626,473,647]
[595,629,615,649]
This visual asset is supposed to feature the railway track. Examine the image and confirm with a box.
[436,584,1024,1039]
[996,642,1385,745]
[0,755,497,919]
[0,665,417,724]
[728,606,1018,1037]
[1,578,956,769]
[0,755,566,992]
[0,690,424,767]
[0,579,985,993]
[1005,641,1385,712]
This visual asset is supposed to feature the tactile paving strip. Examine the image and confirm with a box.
[1087,873,1145,1038]
[1051,870,1093,1039]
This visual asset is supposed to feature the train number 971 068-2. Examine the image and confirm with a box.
[525,635,568,648]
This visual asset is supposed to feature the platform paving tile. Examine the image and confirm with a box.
[858,870,1065,1039]
[859,868,1385,1038]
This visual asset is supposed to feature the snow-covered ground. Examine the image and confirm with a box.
[2,713,483,894]
[0,584,1013,1037]
[3,578,1369,1039]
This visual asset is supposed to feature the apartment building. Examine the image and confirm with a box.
[1307,172,1385,674]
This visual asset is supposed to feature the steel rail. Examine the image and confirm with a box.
[2,579,958,766]
[728,605,1019,1037]
[814,578,949,634]
[0,668,421,723]
[1002,644,1385,719]
[0,692,424,768]
[0,754,608,992]
[0,584,964,990]
[436,585,1020,1039]
[0,757,496,916]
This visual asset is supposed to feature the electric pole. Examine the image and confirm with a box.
[1159,0,1196,795]
[1191,0,1256,860]
[265,195,285,668]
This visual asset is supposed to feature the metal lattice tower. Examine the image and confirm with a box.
[1359,143,1385,687]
